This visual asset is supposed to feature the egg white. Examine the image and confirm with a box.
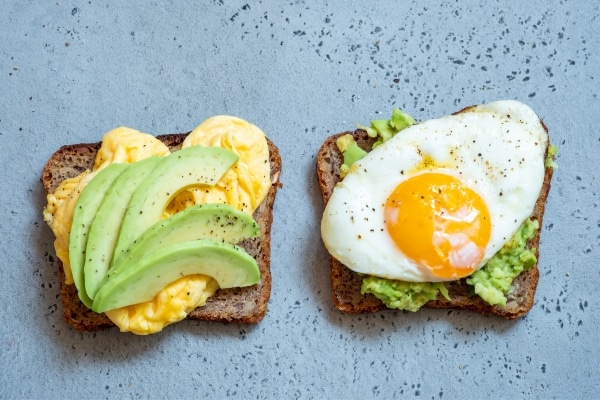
[321,100,548,282]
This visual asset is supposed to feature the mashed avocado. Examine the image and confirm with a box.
[368,108,417,147]
[336,134,367,178]
[361,219,539,311]
[466,218,538,306]
[361,277,450,312]
[545,144,558,169]
[337,108,416,177]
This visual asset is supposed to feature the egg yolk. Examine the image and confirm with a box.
[384,173,491,279]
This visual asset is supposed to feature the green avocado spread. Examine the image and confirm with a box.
[545,144,558,169]
[361,277,450,312]
[466,218,538,306]
[336,134,367,178]
[337,108,416,177]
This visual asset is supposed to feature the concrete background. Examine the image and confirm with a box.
[1,1,598,398]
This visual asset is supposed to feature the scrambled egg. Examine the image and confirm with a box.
[105,275,220,335]
[43,119,271,334]
[180,116,271,214]
[93,127,171,170]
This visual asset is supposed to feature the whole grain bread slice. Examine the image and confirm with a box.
[316,124,553,320]
[42,133,281,331]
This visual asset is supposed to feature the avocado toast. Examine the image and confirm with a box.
[316,103,554,319]
[42,132,281,331]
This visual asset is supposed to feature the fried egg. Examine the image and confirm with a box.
[321,100,548,282]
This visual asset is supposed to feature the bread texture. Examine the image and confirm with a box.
[316,123,553,320]
[42,133,281,331]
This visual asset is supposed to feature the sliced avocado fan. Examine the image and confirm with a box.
[83,156,162,299]
[69,162,130,307]
[111,145,239,267]
[92,239,260,313]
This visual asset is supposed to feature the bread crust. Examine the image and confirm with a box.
[42,133,281,331]
[316,125,553,320]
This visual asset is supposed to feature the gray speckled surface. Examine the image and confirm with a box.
[1,1,598,398]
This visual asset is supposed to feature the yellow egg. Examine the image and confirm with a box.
[105,275,219,335]
[181,115,271,215]
[163,189,196,218]
[94,127,170,170]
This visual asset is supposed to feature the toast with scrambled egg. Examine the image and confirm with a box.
[316,103,554,319]
[42,127,281,332]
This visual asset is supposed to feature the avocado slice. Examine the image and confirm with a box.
[68,163,130,307]
[83,156,162,299]
[112,146,239,266]
[92,239,260,313]
[109,203,259,277]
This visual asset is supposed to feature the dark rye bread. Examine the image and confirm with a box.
[42,133,281,331]
[316,124,553,320]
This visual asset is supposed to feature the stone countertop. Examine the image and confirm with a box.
[1,1,598,398]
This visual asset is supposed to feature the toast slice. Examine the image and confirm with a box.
[42,133,281,331]
[316,126,553,320]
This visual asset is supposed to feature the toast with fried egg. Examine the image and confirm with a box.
[316,105,553,319]
[42,133,281,331]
